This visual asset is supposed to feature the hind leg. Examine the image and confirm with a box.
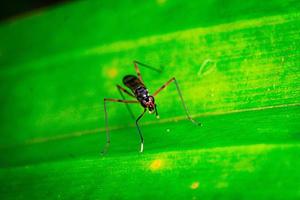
[152,77,201,126]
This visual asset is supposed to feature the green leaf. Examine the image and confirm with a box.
[0,0,300,199]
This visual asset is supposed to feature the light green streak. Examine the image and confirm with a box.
[1,11,299,77]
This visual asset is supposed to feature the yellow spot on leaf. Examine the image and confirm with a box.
[150,159,163,171]
[107,67,118,78]
[190,181,199,190]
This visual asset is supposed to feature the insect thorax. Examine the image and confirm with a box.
[135,86,149,101]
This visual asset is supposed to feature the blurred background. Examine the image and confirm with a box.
[0,0,300,199]
[0,0,70,21]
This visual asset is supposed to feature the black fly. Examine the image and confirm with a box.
[103,61,200,153]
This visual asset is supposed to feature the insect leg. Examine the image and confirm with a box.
[134,60,163,73]
[133,60,162,83]
[135,108,147,152]
[102,98,139,154]
[116,84,136,120]
[152,77,201,126]
[116,84,135,98]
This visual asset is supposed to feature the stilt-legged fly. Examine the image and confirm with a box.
[103,61,201,153]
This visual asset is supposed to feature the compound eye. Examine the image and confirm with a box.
[149,96,154,103]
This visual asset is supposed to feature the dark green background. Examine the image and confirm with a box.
[0,0,300,199]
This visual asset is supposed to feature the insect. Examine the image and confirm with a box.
[103,61,201,153]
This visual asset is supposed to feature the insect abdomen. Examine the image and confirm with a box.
[123,75,144,90]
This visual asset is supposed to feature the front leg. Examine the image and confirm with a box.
[135,109,147,152]
[152,77,201,126]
